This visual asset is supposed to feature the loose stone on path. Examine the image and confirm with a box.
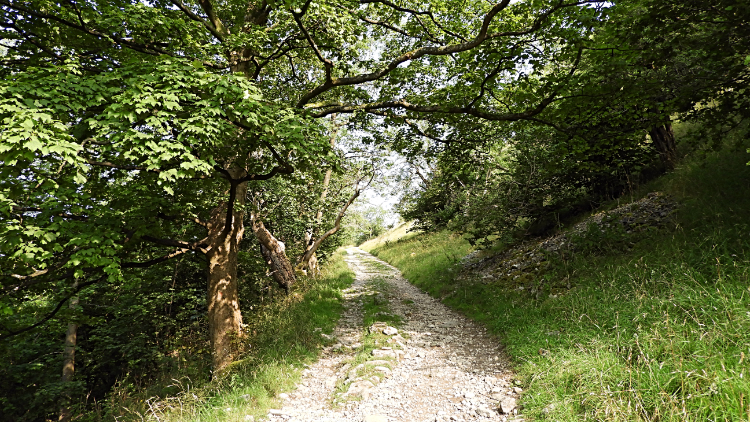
[268,247,521,421]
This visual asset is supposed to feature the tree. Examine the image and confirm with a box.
[1,0,608,377]
[296,168,373,273]
[0,61,329,373]
[544,0,750,170]
[394,0,750,244]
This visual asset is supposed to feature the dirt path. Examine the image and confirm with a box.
[265,248,523,422]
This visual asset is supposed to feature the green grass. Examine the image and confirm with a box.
[361,277,402,328]
[104,250,355,422]
[360,221,418,250]
[367,145,750,421]
[362,230,474,298]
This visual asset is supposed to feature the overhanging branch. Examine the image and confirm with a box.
[141,235,209,252]
[0,0,225,69]
[297,0,594,108]
[307,95,556,120]
[122,248,192,268]
[310,46,583,120]
[0,275,104,341]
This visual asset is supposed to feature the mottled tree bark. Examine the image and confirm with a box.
[297,166,332,277]
[206,168,247,373]
[297,119,337,276]
[203,2,274,373]
[253,220,296,292]
[300,231,321,276]
[649,122,678,170]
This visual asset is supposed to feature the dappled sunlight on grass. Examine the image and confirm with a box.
[366,230,474,299]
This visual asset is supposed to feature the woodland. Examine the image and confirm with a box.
[0,0,748,420]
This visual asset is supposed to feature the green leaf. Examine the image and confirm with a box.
[73,172,87,184]
[25,137,43,151]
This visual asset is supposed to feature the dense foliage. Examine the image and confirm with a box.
[397,0,750,245]
[367,131,750,421]
[1,0,748,419]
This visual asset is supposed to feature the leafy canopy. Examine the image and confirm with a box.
[0,56,329,286]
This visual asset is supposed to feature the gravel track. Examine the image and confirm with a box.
[265,247,522,422]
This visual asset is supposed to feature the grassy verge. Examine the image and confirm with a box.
[106,249,355,422]
[364,147,750,421]
[361,230,474,299]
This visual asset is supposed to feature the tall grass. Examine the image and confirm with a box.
[367,145,750,421]
[362,230,474,298]
[101,250,355,422]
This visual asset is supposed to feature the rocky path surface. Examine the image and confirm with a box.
[266,247,523,422]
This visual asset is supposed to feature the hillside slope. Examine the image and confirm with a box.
[362,146,750,421]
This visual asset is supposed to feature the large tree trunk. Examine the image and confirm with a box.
[58,291,78,422]
[649,122,678,170]
[206,169,247,374]
[253,220,296,292]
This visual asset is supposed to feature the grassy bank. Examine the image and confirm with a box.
[105,250,355,422]
[363,147,750,421]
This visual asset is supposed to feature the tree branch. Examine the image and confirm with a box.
[311,45,583,120]
[299,173,370,267]
[2,21,65,64]
[411,164,430,185]
[12,206,89,221]
[307,94,557,120]
[197,0,228,38]
[336,5,435,42]
[297,0,593,108]
[0,0,168,55]
[296,0,514,107]
[2,270,77,296]
[467,56,515,108]
[0,275,104,341]
[0,0,225,69]
[122,248,192,268]
[170,0,225,42]
[291,4,334,86]
[370,110,456,146]
[221,117,296,180]
[65,0,86,29]
[157,212,208,228]
[141,235,209,252]
[360,0,440,41]
[8,268,49,280]
[360,0,467,41]
[85,160,157,172]
[220,179,240,240]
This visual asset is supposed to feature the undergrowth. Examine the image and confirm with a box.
[365,145,750,421]
[103,250,354,422]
